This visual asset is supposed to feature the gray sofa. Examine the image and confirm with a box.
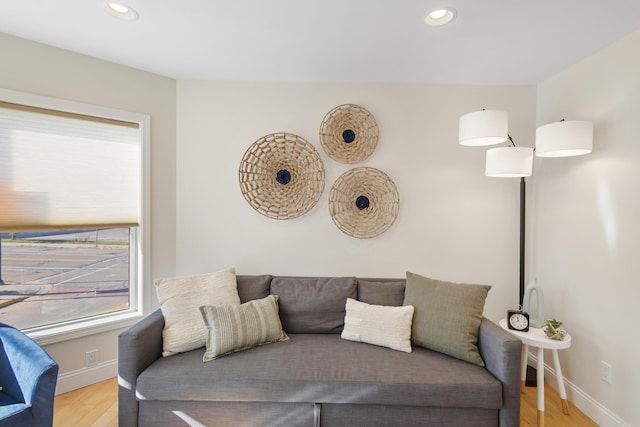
[119,275,522,427]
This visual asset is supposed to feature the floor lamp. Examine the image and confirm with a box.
[459,110,593,384]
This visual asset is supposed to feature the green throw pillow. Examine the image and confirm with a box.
[200,295,289,362]
[403,272,490,366]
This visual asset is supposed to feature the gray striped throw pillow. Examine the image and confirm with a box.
[200,295,289,361]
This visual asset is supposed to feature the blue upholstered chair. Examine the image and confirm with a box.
[0,323,59,427]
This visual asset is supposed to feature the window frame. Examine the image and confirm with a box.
[0,88,151,345]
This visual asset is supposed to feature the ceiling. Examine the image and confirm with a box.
[2,1,640,84]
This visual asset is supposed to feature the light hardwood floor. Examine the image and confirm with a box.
[53,377,598,427]
[54,378,118,427]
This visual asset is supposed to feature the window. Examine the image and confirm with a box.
[0,88,149,342]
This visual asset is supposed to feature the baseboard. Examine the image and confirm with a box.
[55,358,118,395]
[527,353,630,427]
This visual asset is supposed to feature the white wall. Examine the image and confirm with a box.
[534,30,640,426]
[0,33,177,389]
[176,81,536,323]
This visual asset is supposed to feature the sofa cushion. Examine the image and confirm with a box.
[403,272,490,366]
[154,267,240,357]
[357,279,405,306]
[136,334,502,409]
[341,298,414,352]
[270,277,356,333]
[200,295,289,361]
[236,275,273,303]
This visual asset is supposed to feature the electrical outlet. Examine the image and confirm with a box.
[600,361,613,384]
[86,349,99,368]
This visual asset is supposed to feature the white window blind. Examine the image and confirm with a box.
[0,101,141,231]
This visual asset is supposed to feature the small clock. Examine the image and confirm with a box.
[507,309,530,332]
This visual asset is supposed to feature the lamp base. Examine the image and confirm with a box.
[525,365,537,387]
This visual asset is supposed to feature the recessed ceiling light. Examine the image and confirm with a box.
[104,3,139,21]
[425,8,456,27]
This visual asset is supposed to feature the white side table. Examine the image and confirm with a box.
[499,319,571,427]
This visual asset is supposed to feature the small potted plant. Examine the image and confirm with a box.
[543,319,567,341]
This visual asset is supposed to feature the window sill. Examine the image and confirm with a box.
[27,310,144,346]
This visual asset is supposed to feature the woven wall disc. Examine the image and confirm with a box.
[329,167,399,238]
[239,132,325,220]
[320,104,379,164]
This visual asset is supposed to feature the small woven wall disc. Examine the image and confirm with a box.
[329,167,399,238]
[320,104,379,164]
[239,132,325,220]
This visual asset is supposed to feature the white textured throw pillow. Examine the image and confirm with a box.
[155,267,240,357]
[341,298,414,353]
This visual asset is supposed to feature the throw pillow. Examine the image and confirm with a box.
[341,298,414,353]
[271,277,357,333]
[236,275,273,303]
[403,271,491,366]
[155,267,240,357]
[357,279,405,306]
[200,295,289,361]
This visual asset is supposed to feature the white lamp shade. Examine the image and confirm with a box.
[459,110,509,146]
[485,146,533,177]
[536,120,593,157]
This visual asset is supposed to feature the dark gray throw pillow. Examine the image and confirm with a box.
[236,275,273,303]
[271,277,357,334]
[357,279,405,306]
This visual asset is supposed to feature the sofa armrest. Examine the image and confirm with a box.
[477,318,522,427]
[118,309,164,427]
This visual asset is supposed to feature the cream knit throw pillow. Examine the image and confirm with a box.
[155,267,240,357]
[341,298,414,353]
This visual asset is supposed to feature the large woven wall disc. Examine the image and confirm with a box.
[320,104,379,164]
[239,132,325,220]
[329,167,399,238]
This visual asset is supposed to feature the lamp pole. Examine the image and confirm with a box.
[519,177,525,306]
[520,176,538,387]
